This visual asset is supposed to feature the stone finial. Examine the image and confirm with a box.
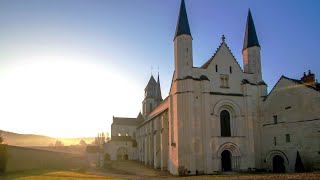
[222,35,226,43]
[304,72,306,76]
[308,70,311,75]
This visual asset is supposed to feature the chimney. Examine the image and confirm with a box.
[301,70,315,84]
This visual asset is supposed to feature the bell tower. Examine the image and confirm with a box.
[242,10,262,83]
[174,0,193,79]
[142,74,162,117]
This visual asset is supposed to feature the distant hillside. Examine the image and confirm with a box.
[0,130,95,147]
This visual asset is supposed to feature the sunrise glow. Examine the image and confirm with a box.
[0,54,141,138]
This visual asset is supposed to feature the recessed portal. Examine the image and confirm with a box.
[221,150,232,171]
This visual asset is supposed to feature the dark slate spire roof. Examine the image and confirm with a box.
[243,9,260,51]
[145,75,157,90]
[174,0,192,40]
[155,73,163,101]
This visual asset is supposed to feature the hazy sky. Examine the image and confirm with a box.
[0,0,319,138]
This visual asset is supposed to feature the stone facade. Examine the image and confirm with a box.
[261,76,320,172]
[104,0,320,175]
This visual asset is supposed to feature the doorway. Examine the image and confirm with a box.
[273,155,285,173]
[124,154,128,160]
[221,150,232,171]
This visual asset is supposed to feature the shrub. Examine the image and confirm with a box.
[0,135,8,173]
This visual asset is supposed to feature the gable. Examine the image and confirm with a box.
[263,76,320,124]
[264,76,320,103]
[201,42,243,74]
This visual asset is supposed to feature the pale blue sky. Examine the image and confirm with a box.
[0,0,319,137]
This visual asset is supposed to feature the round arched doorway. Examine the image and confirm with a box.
[117,147,128,160]
[221,150,232,171]
[273,155,285,173]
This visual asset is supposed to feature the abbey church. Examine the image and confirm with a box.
[104,0,320,175]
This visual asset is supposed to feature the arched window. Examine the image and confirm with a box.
[220,110,231,137]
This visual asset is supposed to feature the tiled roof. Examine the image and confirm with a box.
[155,74,163,101]
[145,75,157,90]
[112,117,141,126]
[283,76,320,92]
[264,75,320,101]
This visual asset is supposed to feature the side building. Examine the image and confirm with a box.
[104,114,143,161]
[261,71,320,172]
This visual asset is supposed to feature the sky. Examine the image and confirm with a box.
[0,0,319,138]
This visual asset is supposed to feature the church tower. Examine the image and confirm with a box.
[174,0,193,78]
[142,74,163,117]
[169,0,195,175]
[242,10,262,83]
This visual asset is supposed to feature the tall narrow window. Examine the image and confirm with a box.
[273,116,278,124]
[274,137,277,146]
[216,65,218,72]
[285,134,290,142]
[149,103,153,113]
[230,66,232,74]
[220,110,231,137]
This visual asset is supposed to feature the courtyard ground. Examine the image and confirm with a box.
[1,161,320,179]
[1,170,119,180]
[86,160,320,180]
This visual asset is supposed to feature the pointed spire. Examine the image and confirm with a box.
[155,73,162,101]
[243,9,260,51]
[174,0,192,40]
[145,75,157,90]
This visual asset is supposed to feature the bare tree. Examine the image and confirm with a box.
[106,132,111,142]
[55,140,64,147]
[79,140,86,146]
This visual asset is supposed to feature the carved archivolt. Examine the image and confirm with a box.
[217,142,241,157]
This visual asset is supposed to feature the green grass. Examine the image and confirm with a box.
[1,170,122,180]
